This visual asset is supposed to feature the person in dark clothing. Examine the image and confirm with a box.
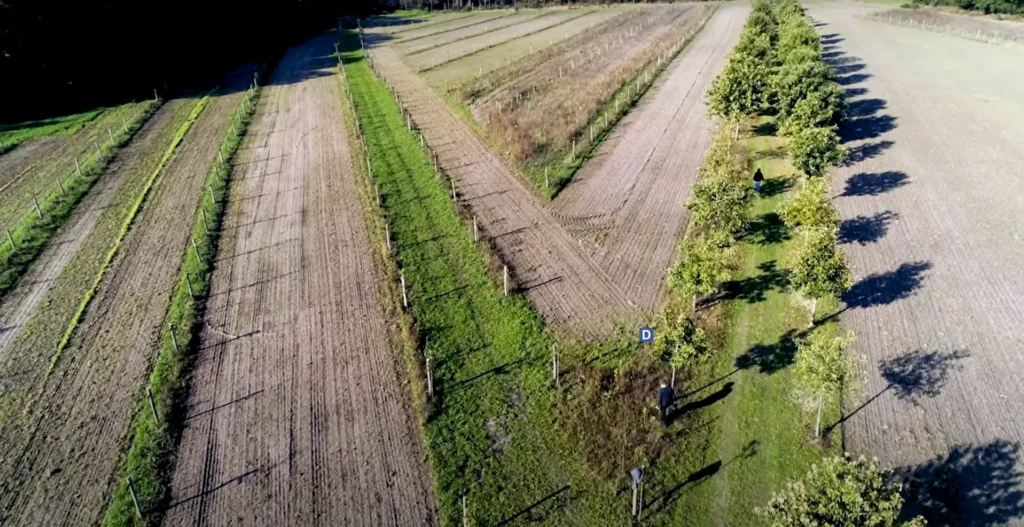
[658,382,674,425]
[753,168,764,194]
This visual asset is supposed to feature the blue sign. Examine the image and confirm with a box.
[639,327,654,343]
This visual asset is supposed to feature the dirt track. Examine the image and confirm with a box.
[0,86,245,525]
[164,35,437,526]
[551,5,748,311]
[0,100,190,356]
[368,46,633,336]
[807,3,1024,522]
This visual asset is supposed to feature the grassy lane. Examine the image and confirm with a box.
[675,118,843,524]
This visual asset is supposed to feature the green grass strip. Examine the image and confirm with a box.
[47,96,210,375]
[0,101,159,297]
[0,108,105,156]
[101,82,261,526]
[342,31,589,525]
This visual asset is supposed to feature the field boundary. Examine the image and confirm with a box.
[100,76,261,526]
[867,8,1024,47]
[46,96,210,375]
[0,101,160,298]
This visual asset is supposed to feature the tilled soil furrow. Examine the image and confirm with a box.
[551,6,747,310]
[806,5,1024,522]
[369,45,632,336]
[0,87,247,525]
[0,100,188,357]
[165,35,436,527]
[398,10,538,55]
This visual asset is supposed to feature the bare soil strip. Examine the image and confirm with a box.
[0,100,191,357]
[550,5,749,311]
[369,45,633,336]
[807,4,1024,522]
[165,35,437,526]
[0,138,63,190]
[406,9,590,72]
[393,10,512,43]
[398,10,543,55]
[0,88,245,525]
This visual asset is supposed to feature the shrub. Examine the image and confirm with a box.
[789,126,847,177]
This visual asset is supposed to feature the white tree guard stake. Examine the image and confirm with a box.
[95,141,101,155]
[450,178,456,202]
[191,236,200,260]
[75,156,81,176]
[473,216,478,242]
[572,139,576,161]
[123,117,128,132]
[552,348,559,387]
[6,228,15,250]
[385,223,391,252]
[33,197,42,219]
[57,178,65,197]
[201,209,211,234]
[503,265,509,296]
[462,496,468,527]
[375,184,381,206]
[185,273,194,299]
[401,271,408,308]
[426,357,434,397]
[108,128,114,143]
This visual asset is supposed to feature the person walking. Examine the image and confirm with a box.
[658,382,674,425]
[753,168,764,194]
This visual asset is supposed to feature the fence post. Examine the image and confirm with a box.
[169,324,180,354]
[191,237,201,259]
[385,223,391,252]
[450,179,456,202]
[147,387,159,422]
[552,347,559,387]
[127,477,143,519]
[209,186,216,203]
[57,178,66,197]
[503,265,509,296]
[75,156,81,176]
[95,141,101,155]
[185,273,195,299]
[426,357,434,397]
[108,128,114,143]
[400,271,408,309]
[201,209,210,234]
[123,117,128,132]
[6,228,15,250]
[375,184,381,206]
[33,197,42,219]
[462,495,468,527]
[473,216,478,242]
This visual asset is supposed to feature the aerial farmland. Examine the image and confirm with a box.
[0,0,1022,526]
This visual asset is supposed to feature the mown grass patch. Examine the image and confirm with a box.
[101,80,261,527]
[0,108,105,155]
[671,117,844,525]
[0,101,159,298]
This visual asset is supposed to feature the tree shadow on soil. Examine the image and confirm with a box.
[838,210,898,245]
[668,382,734,423]
[735,328,799,374]
[843,261,932,309]
[894,440,1024,526]
[844,140,895,166]
[720,260,791,304]
[753,121,778,137]
[495,485,571,525]
[841,171,909,197]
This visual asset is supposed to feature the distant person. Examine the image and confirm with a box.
[658,382,674,425]
[753,168,764,194]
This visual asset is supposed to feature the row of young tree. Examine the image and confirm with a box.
[666,2,926,524]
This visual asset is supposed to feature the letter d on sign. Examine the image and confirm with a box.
[639,327,654,343]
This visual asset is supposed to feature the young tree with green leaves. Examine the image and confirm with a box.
[688,173,749,236]
[669,234,733,313]
[757,454,926,526]
[775,0,805,22]
[791,226,851,326]
[794,332,856,437]
[777,17,821,59]
[789,126,847,177]
[657,314,709,388]
[707,53,772,125]
[774,60,838,124]
[778,178,839,231]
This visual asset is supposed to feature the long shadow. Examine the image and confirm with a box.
[743,212,791,246]
[846,98,887,119]
[841,171,909,197]
[758,177,792,198]
[735,328,799,374]
[669,382,734,422]
[843,261,932,309]
[838,210,898,245]
[720,260,791,305]
[844,140,895,166]
[895,440,1024,526]
[650,440,759,514]
[824,348,970,435]
[496,485,571,525]
[839,111,896,141]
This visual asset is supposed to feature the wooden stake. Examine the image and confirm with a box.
[75,156,81,176]
[401,271,408,308]
[503,265,509,296]
[191,236,200,259]
[545,168,549,189]
[209,186,216,203]
[375,184,381,206]
[462,495,468,527]
[201,209,210,234]
[219,150,225,164]
[571,140,576,161]
[185,273,194,299]
[552,348,559,386]
[451,178,456,202]
[108,128,114,143]
[57,178,65,196]
[473,216,478,242]
[123,117,128,132]
[33,197,42,218]
[6,228,15,250]
[95,141,101,155]
[127,477,143,519]
[147,387,159,422]
[169,324,180,353]
[385,223,391,252]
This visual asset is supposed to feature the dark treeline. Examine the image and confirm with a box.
[0,0,393,123]
[912,0,1024,14]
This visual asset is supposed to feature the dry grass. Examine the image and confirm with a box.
[872,7,1024,44]
[467,5,711,164]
